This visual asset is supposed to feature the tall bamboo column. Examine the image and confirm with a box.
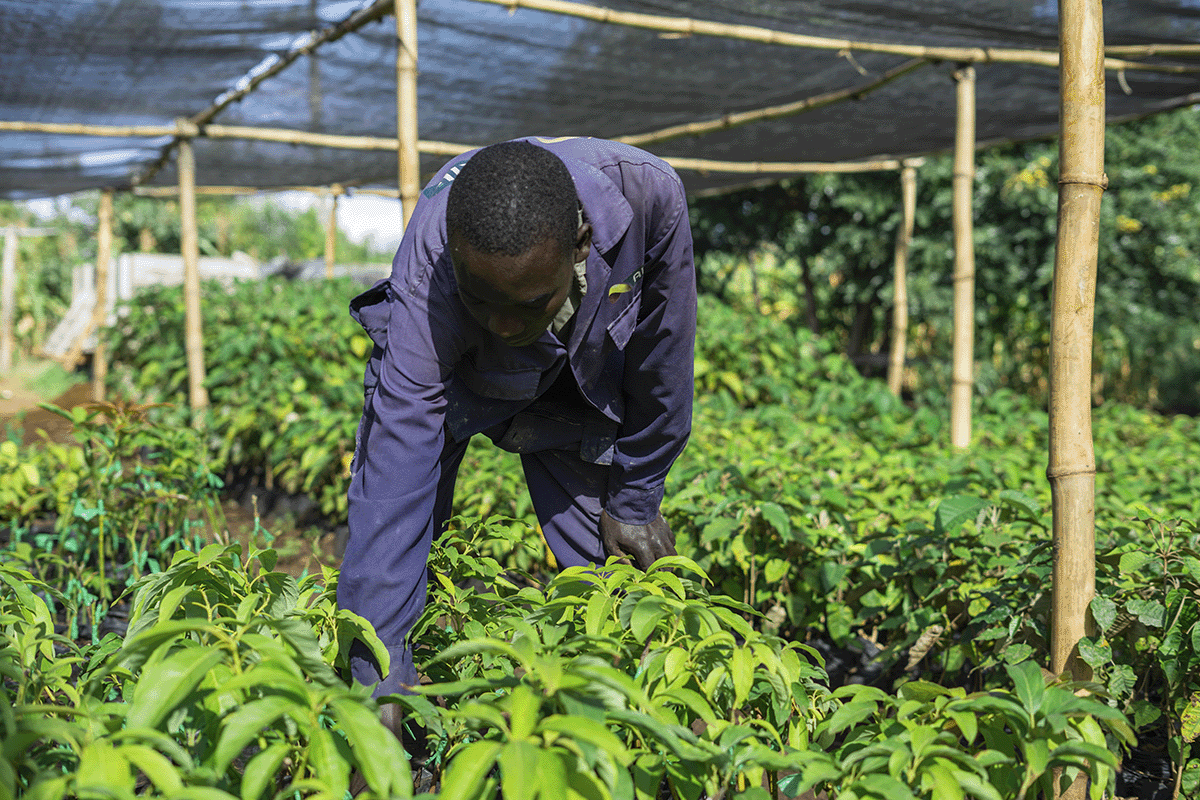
[92,190,113,401]
[396,0,419,228]
[325,185,341,279]
[950,66,976,449]
[177,131,209,412]
[888,162,917,397]
[1049,0,1104,685]
[0,228,17,375]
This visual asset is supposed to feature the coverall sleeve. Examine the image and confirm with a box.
[604,171,697,524]
[339,278,457,691]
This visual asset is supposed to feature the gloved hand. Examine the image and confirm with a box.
[600,509,676,570]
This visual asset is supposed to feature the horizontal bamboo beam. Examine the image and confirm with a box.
[663,156,912,173]
[132,184,402,198]
[0,120,466,157]
[619,57,929,147]
[467,0,1200,73]
[1,118,922,179]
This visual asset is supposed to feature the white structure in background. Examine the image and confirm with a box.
[41,252,392,359]
[41,251,260,358]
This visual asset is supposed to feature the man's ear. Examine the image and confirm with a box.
[574,222,593,264]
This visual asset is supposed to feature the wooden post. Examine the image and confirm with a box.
[92,190,113,401]
[177,130,209,412]
[950,66,976,449]
[888,162,917,397]
[1049,0,1103,684]
[325,185,341,279]
[396,0,420,228]
[0,228,17,375]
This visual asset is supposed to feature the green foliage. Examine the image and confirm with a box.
[1077,515,1200,795]
[689,105,1200,411]
[1,543,407,800]
[106,277,365,519]
[802,662,1133,800]
[1,400,222,638]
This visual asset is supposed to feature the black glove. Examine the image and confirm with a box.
[600,509,676,570]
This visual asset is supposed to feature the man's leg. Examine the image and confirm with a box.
[345,433,470,698]
[520,448,607,569]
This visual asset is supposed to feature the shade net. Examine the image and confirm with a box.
[3,0,1200,199]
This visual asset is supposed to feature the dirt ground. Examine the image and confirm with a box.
[2,361,342,578]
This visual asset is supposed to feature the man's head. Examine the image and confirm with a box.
[446,141,592,346]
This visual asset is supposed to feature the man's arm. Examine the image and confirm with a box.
[602,168,696,548]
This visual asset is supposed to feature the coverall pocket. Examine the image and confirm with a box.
[606,291,640,350]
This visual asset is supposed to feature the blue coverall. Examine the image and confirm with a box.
[340,137,697,696]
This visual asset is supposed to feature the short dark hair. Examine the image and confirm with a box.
[446,141,578,257]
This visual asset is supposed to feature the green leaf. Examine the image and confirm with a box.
[1181,693,1200,743]
[76,739,132,795]
[998,489,1041,521]
[239,742,290,800]
[934,496,990,534]
[507,685,540,741]
[630,596,670,642]
[211,695,297,774]
[1089,596,1118,632]
[539,716,630,764]
[1127,598,1166,628]
[730,646,753,708]
[330,698,411,796]
[120,744,184,794]
[1005,660,1045,716]
[126,645,226,730]
[307,728,350,798]
[497,740,540,800]
[821,699,877,736]
[1119,551,1154,573]
[1076,636,1112,670]
[760,502,791,539]
[440,740,503,800]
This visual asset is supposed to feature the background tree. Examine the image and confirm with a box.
[690,104,1200,412]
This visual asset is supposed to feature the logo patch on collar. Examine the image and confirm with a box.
[422,160,468,198]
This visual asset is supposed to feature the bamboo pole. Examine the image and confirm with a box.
[91,190,113,401]
[618,58,929,147]
[177,133,209,412]
[950,66,976,450]
[1049,0,1103,686]
[463,0,1198,73]
[888,162,917,397]
[0,229,16,375]
[325,185,341,279]
[396,0,420,228]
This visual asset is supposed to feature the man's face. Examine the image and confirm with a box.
[450,224,591,347]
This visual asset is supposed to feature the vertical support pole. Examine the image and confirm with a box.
[92,190,114,402]
[1050,0,1103,682]
[178,131,209,412]
[0,228,17,375]
[325,186,340,279]
[888,162,917,397]
[396,0,420,229]
[950,66,977,449]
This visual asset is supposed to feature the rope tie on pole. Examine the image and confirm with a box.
[1046,466,1097,479]
[1058,172,1109,189]
[838,48,870,76]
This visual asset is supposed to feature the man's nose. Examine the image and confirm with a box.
[487,312,525,338]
